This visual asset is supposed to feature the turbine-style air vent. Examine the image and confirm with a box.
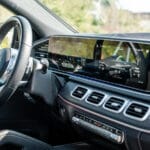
[86,92,104,105]
[34,42,48,60]
[125,103,149,119]
[104,97,125,112]
[72,87,88,99]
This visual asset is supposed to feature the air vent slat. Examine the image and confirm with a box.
[87,92,104,105]
[72,87,87,99]
[104,97,125,111]
[126,103,149,119]
[34,42,48,60]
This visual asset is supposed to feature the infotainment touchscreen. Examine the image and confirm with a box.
[48,36,150,91]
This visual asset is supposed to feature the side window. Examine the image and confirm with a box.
[0,5,14,49]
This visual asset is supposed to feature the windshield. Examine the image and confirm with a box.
[38,0,150,34]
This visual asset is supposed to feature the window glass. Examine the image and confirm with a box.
[0,5,14,49]
[38,0,150,34]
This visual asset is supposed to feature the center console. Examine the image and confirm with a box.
[56,78,150,150]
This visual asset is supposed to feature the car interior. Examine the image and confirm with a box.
[0,0,150,150]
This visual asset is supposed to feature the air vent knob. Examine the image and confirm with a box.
[40,58,49,74]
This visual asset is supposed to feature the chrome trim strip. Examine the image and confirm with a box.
[72,116,124,144]
[123,101,150,121]
[58,95,150,133]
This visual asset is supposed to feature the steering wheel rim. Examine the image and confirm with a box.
[0,16,32,104]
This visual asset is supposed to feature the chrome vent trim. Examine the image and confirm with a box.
[103,97,128,113]
[71,86,89,100]
[85,91,107,106]
[124,102,150,121]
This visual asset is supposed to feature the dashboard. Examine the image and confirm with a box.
[32,35,150,150]
[35,36,149,91]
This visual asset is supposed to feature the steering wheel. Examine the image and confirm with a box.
[0,16,32,104]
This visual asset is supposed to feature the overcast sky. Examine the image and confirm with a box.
[118,0,150,13]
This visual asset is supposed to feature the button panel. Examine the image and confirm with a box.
[72,113,124,144]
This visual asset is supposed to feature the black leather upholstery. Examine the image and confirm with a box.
[53,142,101,150]
[0,130,102,150]
[0,130,52,150]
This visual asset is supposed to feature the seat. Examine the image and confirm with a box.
[0,130,102,150]
[53,142,101,150]
[0,130,52,150]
